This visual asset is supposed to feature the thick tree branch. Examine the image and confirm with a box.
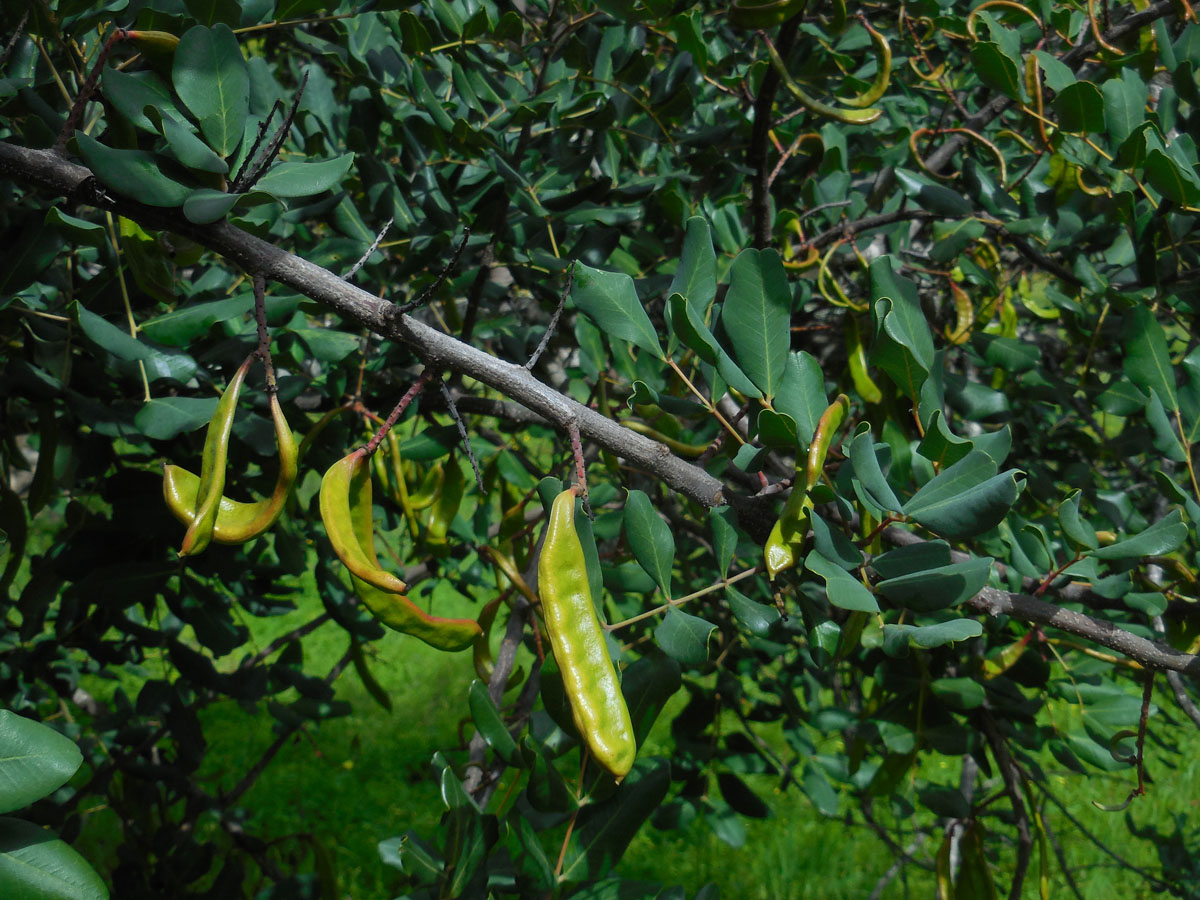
[968,586,1200,678]
[0,141,728,511]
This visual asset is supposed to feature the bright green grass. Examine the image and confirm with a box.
[75,576,1200,899]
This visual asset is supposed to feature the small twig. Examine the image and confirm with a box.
[979,713,1032,900]
[240,613,332,669]
[224,644,353,806]
[867,832,928,900]
[526,266,572,370]
[363,370,433,456]
[395,228,471,314]
[797,199,853,225]
[54,26,123,153]
[344,216,393,282]
[1036,781,1171,890]
[0,10,30,72]
[232,70,309,193]
[439,377,485,494]
[232,99,283,189]
[1134,671,1153,796]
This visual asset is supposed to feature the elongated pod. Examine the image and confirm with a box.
[538,488,636,779]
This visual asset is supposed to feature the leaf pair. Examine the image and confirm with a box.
[319,449,481,652]
[162,357,299,555]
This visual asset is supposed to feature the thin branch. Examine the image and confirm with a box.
[363,370,433,456]
[979,713,1032,900]
[525,265,571,370]
[231,70,309,193]
[747,17,801,248]
[1036,781,1171,890]
[395,228,471,314]
[439,376,485,494]
[343,216,393,282]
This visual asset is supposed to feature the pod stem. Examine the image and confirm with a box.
[252,273,277,390]
[363,370,434,456]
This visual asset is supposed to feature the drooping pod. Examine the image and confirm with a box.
[173,357,252,556]
[163,389,298,547]
[319,449,481,652]
[538,487,636,779]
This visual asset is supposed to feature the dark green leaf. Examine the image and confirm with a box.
[1091,509,1187,559]
[668,216,717,308]
[720,249,791,398]
[73,303,199,383]
[902,451,1024,540]
[971,41,1023,101]
[174,24,250,156]
[725,585,779,637]
[654,607,715,664]
[848,428,902,512]
[134,397,220,440]
[74,134,192,207]
[254,154,355,199]
[624,490,675,595]
[468,680,519,764]
[774,351,827,446]
[0,712,82,814]
[709,506,738,577]
[875,557,993,612]
[1053,81,1105,133]
[560,761,670,882]
[0,817,108,900]
[1123,305,1178,411]
[572,262,663,359]
[804,550,878,612]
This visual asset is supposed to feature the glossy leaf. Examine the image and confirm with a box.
[804,550,878,612]
[572,262,664,359]
[668,216,717,308]
[875,557,993,612]
[0,711,82,814]
[1090,509,1188,559]
[725,585,780,637]
[254,154,355,199]
[1053,81,1105,133]
[74,134,192,207]
[624,490,675,595]
[173,24,249,156]
[0,817,108,900]
[903,451,1025,540]
[654,607,715,664]
[720,249,791,398]
[774,351,827,446]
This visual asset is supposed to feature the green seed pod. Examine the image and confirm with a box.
[538,488,636,780]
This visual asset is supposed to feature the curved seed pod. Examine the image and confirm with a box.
[320,448,482,651]
[765,39,882,124]
[123,30,180,52]
[838,18,892,108]
[352,576,482,653]
[806,394,850,490]
[425,456,464,551]
[846,315,883,404]
[178,357,252,556]
[163,392,299,545]
[538,488,636,780]
[319,449,407,594]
